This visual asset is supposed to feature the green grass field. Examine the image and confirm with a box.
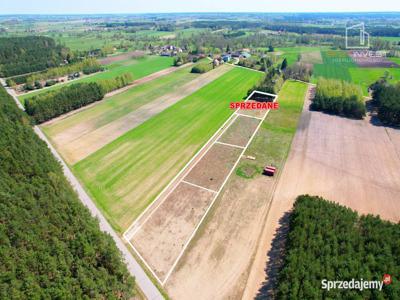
[236,80,308,179]
[349,67,400,94]
[72,67,263,232]
[42,64,200,138]
[313,50,356,82]
[19,56,174,103]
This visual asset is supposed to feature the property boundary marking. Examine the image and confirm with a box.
[123,90,277,285]
[124,113,240,241]
[181,180,218,194]
[235,112,264,120]
[215,141,246,149]
[162,94,278,285]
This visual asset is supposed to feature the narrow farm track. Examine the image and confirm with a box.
[0,80,164,300]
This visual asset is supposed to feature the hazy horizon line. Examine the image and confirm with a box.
[1,11,400,16]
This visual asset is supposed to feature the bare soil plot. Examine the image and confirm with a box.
[166,174,276,300]
[243,94,400,300]
[98,50,146,65]
[300,51,323,64]
[164,82,308,300]
[348,50,400,68]
[218,115,260,147]
[48,64,231,164]
[184,143,242,191]
[237,100,266,119]
[131,182,215,281]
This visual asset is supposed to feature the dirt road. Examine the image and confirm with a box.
[242,90,400,299]
[2,82,164,300]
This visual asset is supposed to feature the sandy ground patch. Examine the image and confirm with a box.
[237,100,267,119]
[49,65,231,164]
[98,50,146,65]
[300,51,323,64]
[218,115,260,147]
[184,143,242,191]
[242,89,400,299]
[131,182,215,281]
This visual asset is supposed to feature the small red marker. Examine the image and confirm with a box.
[382,274,392,285]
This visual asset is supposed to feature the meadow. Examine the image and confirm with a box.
[72,67,263,232]
[19,55,174,102]
[349,67,400,93]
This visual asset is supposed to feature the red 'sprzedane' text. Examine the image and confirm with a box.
[230,102,279,110]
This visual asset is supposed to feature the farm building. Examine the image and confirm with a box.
[222,54,231,62]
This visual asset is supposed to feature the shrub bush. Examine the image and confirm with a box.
[191,63,212,73]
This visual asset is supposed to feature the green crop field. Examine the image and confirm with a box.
[42,65,199,138]
[349,67,400,94]
[236,80,308,179]
[313,50,356,82]
[19,55,174,103]
[72,67,263,232]
[275,47,327,66]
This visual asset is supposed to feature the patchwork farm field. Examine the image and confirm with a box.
[72,67,263,232]
[19,55,174,102]
[275,46,328,66]
[166,81,310,300]
[313,50,356,82]
[311,50,400,94]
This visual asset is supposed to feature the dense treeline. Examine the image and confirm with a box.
[25,73,133,123]
[0,36,68,77]
[97,73,134,94]
[25,83,104,123]
[27,58,103,83]
[312,78,365,119]
[263,24,400,37]
[270,195,400,299]
[7,59,103,90]
[371,80,400,126]
[0,86,135,298]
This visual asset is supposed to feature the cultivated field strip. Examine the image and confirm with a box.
[72,67,263,232]
[124,91,277,285]
[45,64,232,164]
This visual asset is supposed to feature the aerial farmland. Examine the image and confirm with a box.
[1,8,400,300]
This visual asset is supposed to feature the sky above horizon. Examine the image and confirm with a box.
[2,0,400,14]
